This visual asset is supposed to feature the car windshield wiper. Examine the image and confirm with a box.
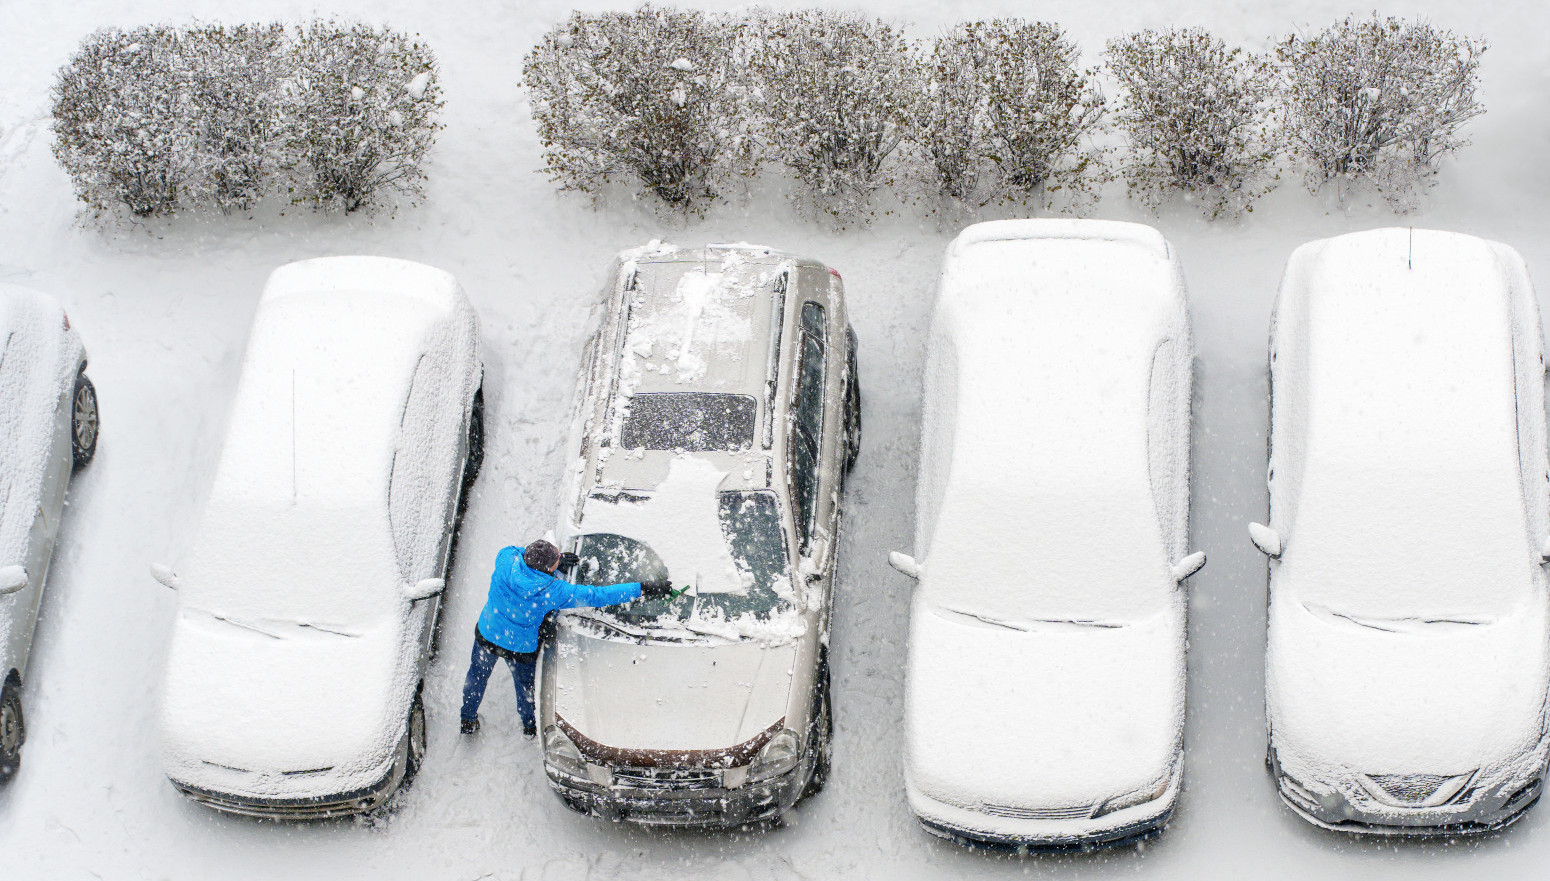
[1305,602,1492,632]
[940,607,1126,631]
[206,611,283,640]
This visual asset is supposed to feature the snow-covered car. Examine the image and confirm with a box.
[0,284,98,781]
[538,243,860,828]
[152,257,483,819]
[889,220,1203,849]
[1256,228,1550,835]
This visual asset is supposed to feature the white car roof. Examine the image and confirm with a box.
[920,220,1185,620]
[1273,228,1538,617]
[0,284,81,570]
[184,257,476,619]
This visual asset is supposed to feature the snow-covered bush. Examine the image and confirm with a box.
[969,20,1106,207]
[52,26,197,217]
[523,7,751,213]
[1276,15,1484,208]
[749,10,918,223]
[52,21,442,219]
[911,26,989,205]
[284,22,443,213]
[179,23,289,213]
[1106,28,1277,219]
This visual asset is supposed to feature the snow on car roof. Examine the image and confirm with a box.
[0,284,80,571]
[621,248,781,396]
[1273,228,1537,617]
[588,247,791,495]
[185,258,466,616]
[922,221,1182,620]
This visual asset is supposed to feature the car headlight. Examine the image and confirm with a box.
[544,726,588,778]
[747,728,802,782]
[1092,773,1172,818]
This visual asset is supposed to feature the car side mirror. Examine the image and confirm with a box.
[1171,551,1207,582]
[150,563,181,590]
[0,565,27,595]
[889,551,923,580]
[404,578,445,601]
[1249,523,1282,559]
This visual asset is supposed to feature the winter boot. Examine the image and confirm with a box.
[460,716,481,736]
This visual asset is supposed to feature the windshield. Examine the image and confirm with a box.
[574,490,793,625]
[620,392,757,452]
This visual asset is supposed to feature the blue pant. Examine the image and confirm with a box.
[460,629,538,728]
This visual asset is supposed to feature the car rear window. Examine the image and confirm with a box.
[620,392,757,452]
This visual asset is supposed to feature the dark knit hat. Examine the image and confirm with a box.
[524,540,560,572]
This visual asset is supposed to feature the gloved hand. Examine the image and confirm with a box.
[556,552,580,574]
[639,578,675,599]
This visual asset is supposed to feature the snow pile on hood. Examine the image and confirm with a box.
[0,285,79,572]
[907,604,1183,810]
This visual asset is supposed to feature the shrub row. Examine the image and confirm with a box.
[525,9,1484,222]
[52,21,443,218]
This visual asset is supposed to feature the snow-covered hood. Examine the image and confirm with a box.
[160,608,413,795]
[905,598,1185,810]
[1268,595,1550,776]
[551,624,795,753]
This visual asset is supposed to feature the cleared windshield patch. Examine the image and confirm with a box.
[620,392,756,452]
[574,495,792,626]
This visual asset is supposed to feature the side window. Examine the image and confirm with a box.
[1145,339,1187,562]
[389,354,444,581]
[791,302,827,551]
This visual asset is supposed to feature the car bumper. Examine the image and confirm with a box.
[168,754,406,820]
[918,810,1169,853]
[1270,749,1542,836]
[905,767,1179,852]
[545,763,805,828]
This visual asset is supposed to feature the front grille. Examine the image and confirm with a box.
[983,803,1094,821]
[613,767,722,791]
[1362,772,1473,808]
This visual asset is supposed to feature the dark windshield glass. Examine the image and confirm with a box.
[574,490,792,626]
[620,393,757,452]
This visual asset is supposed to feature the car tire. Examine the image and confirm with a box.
[0,679,24,782]
[403,688,426,785]
[801,654,832,800]
[71,372,99,469]
[462,385,485,494]
[842,336,861,475]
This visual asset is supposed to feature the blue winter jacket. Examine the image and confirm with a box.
[475,545,643,653]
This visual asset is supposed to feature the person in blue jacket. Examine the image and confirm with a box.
[460,539,673,737]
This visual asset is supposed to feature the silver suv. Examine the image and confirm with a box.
[0,284,98,782]
[539,243,859,828]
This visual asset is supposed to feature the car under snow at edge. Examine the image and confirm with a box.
[0,283,98,781]
[152,257,483,819]
[1255,228,1550,835]
[890,220,1204,850]
[537,242,860,828]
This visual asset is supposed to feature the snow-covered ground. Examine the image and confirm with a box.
[4,0,1550,877]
